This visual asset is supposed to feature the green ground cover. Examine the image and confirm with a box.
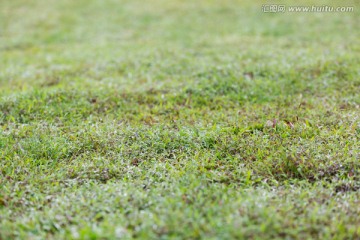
[0,0,359,239]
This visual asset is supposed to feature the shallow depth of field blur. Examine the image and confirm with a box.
[0,0,359,239]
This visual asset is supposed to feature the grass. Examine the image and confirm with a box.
[0,0,359,239]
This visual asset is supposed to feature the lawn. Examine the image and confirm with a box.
[0,0,359,239]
